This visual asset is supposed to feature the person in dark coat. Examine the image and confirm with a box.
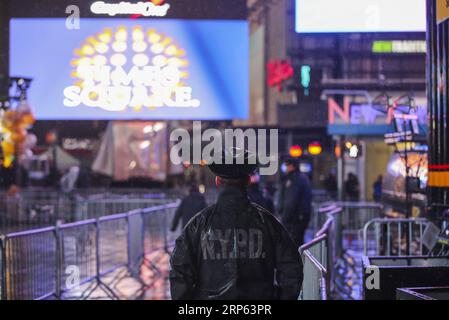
[278,158,312,247]
[171,184,207,231]
[247,174,275,212]
[345,173,360,201]
[324,172,338,200]
[372,175,383,202]
[170,148,303,300]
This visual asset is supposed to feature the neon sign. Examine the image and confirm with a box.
[63,26,200,112]
[267,60,294,92]
[90,1,170,17]
[328,98,426,126]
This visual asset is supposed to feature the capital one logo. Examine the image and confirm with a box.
[91,1,171,18]
[63,25,200,112]
[66,1,169,30]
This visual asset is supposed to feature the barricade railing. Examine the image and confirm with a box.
[363,217,429,256]
[312,201,383,253]
[300,205,339,300]
[300,234,328,300]
[0,190,177,234]
[0,201,180,300]
[0,236,3,299]
[2,227,58,300]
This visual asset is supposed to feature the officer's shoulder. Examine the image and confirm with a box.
[183,204,216,230]
[249,202,279,222]
[250,203,292,236]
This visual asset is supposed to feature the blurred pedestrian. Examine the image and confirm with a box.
[323,172,338,200]
[248,174,274,212]
[373,175,383,202]
[278,158,312,247]
[170,148,302,300]
[45,130,60,188]
[171,183,207,231]
[344,173,360,201]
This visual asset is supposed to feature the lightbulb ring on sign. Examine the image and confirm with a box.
[64,26,199,111]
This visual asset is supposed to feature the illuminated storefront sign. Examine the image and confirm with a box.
[11,19,249,120]
[327,97,427,135]
[372,40,426,54]
[328,98,426,125]
[90,1,170,17]
[63,26,200,112]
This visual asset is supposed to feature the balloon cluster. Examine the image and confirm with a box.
[0,100,36,168]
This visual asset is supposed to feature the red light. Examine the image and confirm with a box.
[334,145,341,158]
[267,60,294,92]
[289,145,303,158]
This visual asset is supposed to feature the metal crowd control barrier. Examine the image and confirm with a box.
[363,218,429,256]
[0,201,180,300]
[300,234,328,300]
[313,202,383,253]
[0,190,176,234]
[306,202,394,300]
[2,227,58,300]
[300,206,340,300]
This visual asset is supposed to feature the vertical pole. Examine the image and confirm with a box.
[287,130,293,150]
[0,236,6,300]
[263,2,270,126]
[163,208,168,254]
[0,1,11,189]
[54,223,62,299]
[337,136,345,201]
[126,213,131,270]
[0,0,9,97]
[95,219,101,283]
[164,122,171,190]
[404,145,411,255]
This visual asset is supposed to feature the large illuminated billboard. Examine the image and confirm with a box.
[10,18,249,120]
[295,0,426,33]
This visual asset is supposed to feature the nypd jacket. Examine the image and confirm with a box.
[169,186,303,300]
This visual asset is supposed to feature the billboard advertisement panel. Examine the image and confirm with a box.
[10,18,249,120]
[295,0,426,33]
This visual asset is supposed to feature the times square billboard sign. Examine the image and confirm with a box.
[9,0,249,120]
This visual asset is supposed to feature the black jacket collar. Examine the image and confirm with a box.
[216,186,249,210]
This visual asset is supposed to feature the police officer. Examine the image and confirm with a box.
[278,158,312,247]
[170,148,303,300]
